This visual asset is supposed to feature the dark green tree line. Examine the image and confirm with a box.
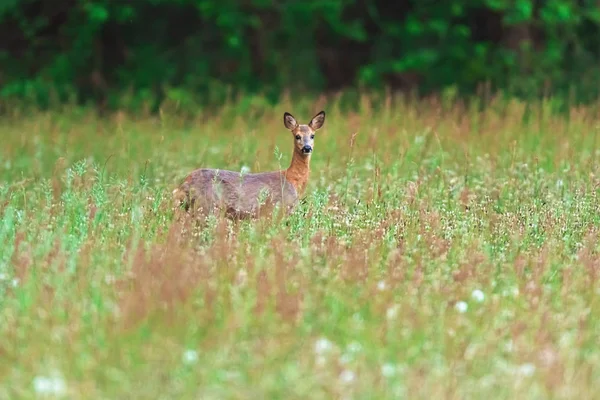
[1,0,600,109]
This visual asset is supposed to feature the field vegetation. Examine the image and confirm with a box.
[1,93,599,398]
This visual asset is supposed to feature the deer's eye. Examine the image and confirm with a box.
[295,135,301,140]
[310,134,315,139]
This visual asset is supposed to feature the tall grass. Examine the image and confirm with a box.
[1,93,599,399]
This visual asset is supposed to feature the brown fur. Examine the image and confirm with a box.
[173,111,326,219]
[284,144,311,194]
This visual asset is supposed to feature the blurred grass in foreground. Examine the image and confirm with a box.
[1,93,600,399]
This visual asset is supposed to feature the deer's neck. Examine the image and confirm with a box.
[284,150,311,195]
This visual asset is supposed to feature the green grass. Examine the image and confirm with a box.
[1,94,600,399]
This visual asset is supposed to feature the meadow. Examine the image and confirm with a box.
[1,93,599,399]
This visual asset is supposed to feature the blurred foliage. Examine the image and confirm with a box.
[1,0,600,110]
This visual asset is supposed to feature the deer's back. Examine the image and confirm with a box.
[175,168,298,218]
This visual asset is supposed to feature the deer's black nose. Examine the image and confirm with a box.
[302,145,312,154]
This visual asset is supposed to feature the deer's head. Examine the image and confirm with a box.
[283,111,326,156]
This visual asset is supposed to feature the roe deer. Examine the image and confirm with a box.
[173,110,326,219]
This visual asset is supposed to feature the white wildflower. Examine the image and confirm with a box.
[33,375,66,396]
[381,363,397,378]
[471,289,485,303]
[240,165,251,175]
[516,363,536,377]
[182,349,198,365]
[454,301,468,313]
[377,280,387,291]
[339,370,356,384]
[314,337,333,355]
[386,305,400,320]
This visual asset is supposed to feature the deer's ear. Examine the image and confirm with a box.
[309,111,326,131]
[284,112,298,130]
